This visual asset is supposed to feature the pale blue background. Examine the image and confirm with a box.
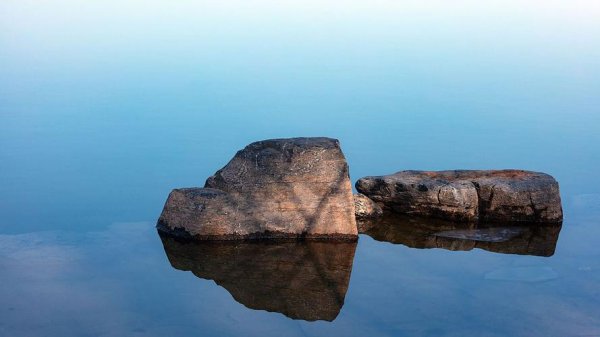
[2,0,599,233]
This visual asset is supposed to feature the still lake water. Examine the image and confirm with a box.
[1,1,599,336]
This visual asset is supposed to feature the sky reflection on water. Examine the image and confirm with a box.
[1,207,599,337]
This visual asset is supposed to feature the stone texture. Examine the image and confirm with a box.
[359,214,562,257]
[157,137,357,240]
[356,170,562,223]
[159,233,357,321]
[354,193,383,219]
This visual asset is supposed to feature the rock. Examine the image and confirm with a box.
[434,227,525,243]
[356,170,562,223]
[354,193,383,219]
[158,233,357,321]
[359,214,562,256]
[157,137,357,240]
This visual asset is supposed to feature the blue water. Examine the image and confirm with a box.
[1,1,599,336]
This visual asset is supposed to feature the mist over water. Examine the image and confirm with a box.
[2,0,599,233]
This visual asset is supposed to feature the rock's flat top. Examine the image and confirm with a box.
[205,137,349,189]
[356,169,562,223]
[158,137,357,240]
[159,234,356,321]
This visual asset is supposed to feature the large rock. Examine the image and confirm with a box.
[157,137,357,240]
[159,234,357,321]
[356,170,562,223]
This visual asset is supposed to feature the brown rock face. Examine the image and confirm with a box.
[359,214,562,257]
[159,233,357,321]
[356,170,562,223]
[157,137,357,240]
[354,193,383,219]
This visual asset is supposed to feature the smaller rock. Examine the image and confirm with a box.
[356,170,563,223]
[354,193,383,219]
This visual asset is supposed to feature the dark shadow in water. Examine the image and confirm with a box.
[158,233,357,321]
[358,215,562,257]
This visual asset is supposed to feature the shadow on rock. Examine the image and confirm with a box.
[158,233,357,321]
[358,214,562,257]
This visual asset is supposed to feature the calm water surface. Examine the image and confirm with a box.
[1,1,599,336]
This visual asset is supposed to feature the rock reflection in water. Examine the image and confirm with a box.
[358,215,562,256]
[158,234,357,321]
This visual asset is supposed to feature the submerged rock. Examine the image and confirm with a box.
[159,234,356,321]
[359,214,562,256]
[434,227,525,243]
[356,170,562,223]
[354,193,383,219]
[157,137,357,240]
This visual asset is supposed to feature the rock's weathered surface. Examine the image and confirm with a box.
[159,234,357,321]
[356,170,562,223]
[354,193,383,219]
[157,137,357,240]
[359,214,562,257]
